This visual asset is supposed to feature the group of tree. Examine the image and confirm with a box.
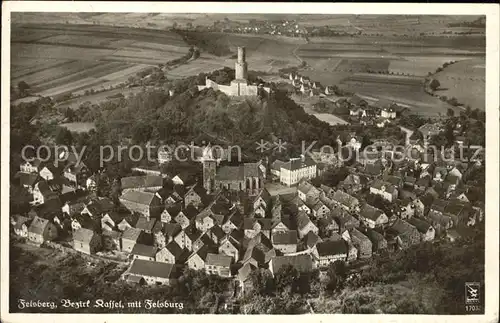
[175,30,232,56]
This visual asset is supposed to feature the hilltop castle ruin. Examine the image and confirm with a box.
[198,47,271,97]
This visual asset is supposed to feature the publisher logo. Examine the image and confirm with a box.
[465,282,480,304]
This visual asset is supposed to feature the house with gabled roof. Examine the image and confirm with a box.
[271,230,298,254]
[183,184,208,209]
[427,209,454,236]
[100,212,123,232]
[121,175,163,193]
[296,212,318,238]
[304,231,322,250]
[253,188,271,213]
[242,246,266,268]
[312,240,348,267]
[242,234,275,268]
[205,253,233,277]
[219,234,240,261]
[297,180,320,202]
[39,164,63,181]
[271,215,293,234]
[160,203,181,223]
[296,198,312,215]
[32,180,59,205]
[61,192,89,217]
[206,225,226,245]
[311,200,330,218]
[359,204,389,228]
[338,174,366,194]
[386,219,421,249]
[369,179,398,202]
[119,191,163,219]
[221,208,243,234]
[73,227,101,254]
[174,204,198,229]
[331,190,360,212]
[16,171,40,193]
[407,217,435,241]
[186,245,213,271]
[257,218,273,239]
[131,243,157,261]
[20,158,46,173]
[174,225,201,251]
[156,241,187,264]
[243,218,261,239]
[350,228,372,259]
[63,161,90,188]
[81,198,114,218]
[318,213,340,237]
[161,185,185,205]
[27,215,58,245]
[71,213,99,232]
[121,227,142,253]
[123,259,180,285]
[135,217,157,234]
[362,228,387,253]
[12,215,31,238]
[117,213,139,232]
[154,222,182,248]
[172,172,194,186]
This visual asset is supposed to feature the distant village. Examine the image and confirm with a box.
[282,70,412,128]
[11,103,485,294]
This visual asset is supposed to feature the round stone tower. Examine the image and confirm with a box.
[235,46,248,81]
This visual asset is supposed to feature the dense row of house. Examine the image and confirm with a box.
[11,118,484,293]
[286,71,406,128]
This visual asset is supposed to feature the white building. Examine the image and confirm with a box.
[279,156,317,186]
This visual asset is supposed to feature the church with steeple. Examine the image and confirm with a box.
[201,144,265,195]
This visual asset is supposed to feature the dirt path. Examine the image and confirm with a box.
[292,45,303,64]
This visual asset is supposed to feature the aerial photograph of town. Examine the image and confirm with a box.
[6,11,488,315]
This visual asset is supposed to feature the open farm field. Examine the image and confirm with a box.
[220,33,304,70]
[165,54,234,78]
[434,58,485,110]
[345,73,424,85]
[55,87,144,110]
[11,58,73,79]
[299,70,352,86]
[306,58,344,71]
[179,32,303,72]
[306,35,485,53]
[309,112,350,125]
[291,95,349,125]
[11,23,190,98]
[388,56,470,76]
[339,79,459,116]
[33,62,134,93]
